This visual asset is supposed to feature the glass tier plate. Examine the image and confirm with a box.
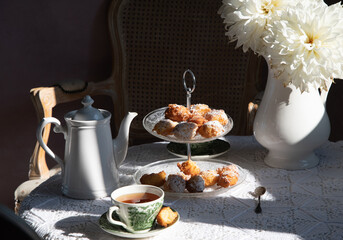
[133,158,246,197]
[143,107,234,143]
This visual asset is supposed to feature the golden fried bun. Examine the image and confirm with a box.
[198,121,224,138]
[217,165,239,188]
[165,104,191,122]
[140,171,167,187]
[217,172,239,188]
[199,170,219,187]
[173,122,198,140]
[217,164,239,175]
[204,109,229,126]
[153,119,178,136]
[177,159,201,177]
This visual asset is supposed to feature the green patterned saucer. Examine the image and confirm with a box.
[98,207,179,238]
[167,139,230,159]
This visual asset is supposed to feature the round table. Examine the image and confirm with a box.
[19,136,343,240]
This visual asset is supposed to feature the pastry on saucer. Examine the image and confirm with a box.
[156,207,178,227]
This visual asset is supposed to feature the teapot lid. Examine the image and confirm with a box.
[72,95,104,121]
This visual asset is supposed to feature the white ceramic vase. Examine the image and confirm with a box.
[253,64,331,170]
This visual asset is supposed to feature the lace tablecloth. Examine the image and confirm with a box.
[19,136,343,240]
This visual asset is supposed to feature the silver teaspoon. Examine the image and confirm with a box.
[254,186,266,214]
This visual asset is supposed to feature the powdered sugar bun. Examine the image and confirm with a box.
[190,104,211,116]
[153,119,178,136]
[187,114,208,127]
[204,109,229,126]
[165,104,191,122]
[216,164,239,188]
[173,122,198,140]
[198,120,224,138]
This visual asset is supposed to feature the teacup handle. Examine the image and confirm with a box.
[107,206,128,229]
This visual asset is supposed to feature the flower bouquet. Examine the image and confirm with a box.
[218,0,343,169]
[218,0,343,92]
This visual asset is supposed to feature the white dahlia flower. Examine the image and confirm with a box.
[218,0,298,54]
[264,0,343,92]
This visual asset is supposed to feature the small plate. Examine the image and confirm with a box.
[167,139,230,159]
[98,208,179,239]
[134,158,246,197]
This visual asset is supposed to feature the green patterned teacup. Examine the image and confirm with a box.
[106,185,164,233]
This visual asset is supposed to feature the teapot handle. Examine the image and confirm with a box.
[36,117,66,170]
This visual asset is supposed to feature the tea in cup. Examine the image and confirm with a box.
[106,184,164,233]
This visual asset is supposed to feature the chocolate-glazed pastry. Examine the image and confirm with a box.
[186,175,205,193]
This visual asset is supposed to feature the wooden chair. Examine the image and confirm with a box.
[15,0,265,213]
[109,0,265,145]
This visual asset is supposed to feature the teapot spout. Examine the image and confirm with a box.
[113,112,137,167]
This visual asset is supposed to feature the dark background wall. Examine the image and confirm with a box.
[0,0,113,209]
[0,0,342,211]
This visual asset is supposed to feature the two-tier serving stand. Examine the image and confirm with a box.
[137,70,245,197]
[142,69,233,160]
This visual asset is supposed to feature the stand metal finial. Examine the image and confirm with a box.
[183,69,196,109]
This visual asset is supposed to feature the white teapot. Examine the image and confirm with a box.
[36,95,137,199]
